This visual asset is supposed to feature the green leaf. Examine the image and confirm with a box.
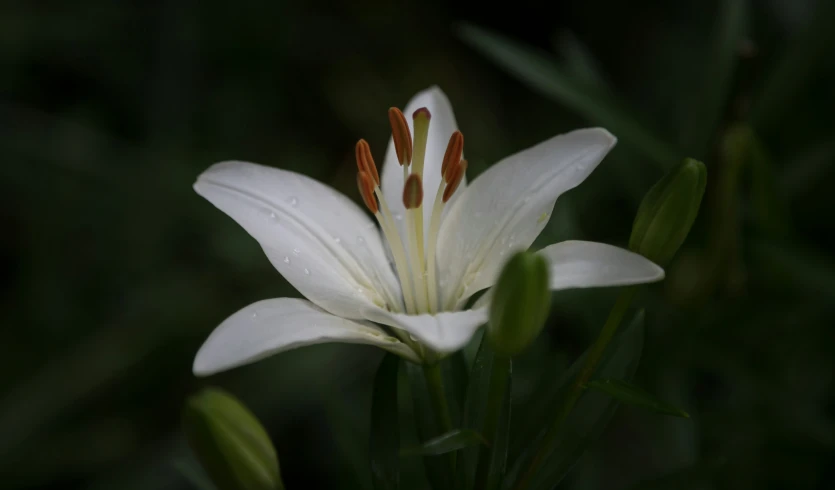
[405,362,453,490]
[505,310,646,490]
[173,458,218,490]
[586,379,690,418]
[458,23,679,170]
[370,354,401,490]
[459,337,513,490]
[182,389,283,490]
[555,31,608,90]
[401,429,488,457]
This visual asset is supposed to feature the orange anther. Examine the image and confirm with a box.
[388,108,412,166]
[357,171,378,213]
[402,174,424,209]
[355,139,380,186]
[443,159,467,203]
[441,131,463,181]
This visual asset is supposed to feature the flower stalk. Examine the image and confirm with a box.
[513,287,636,490]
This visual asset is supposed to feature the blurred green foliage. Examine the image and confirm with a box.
[2,0,834,489]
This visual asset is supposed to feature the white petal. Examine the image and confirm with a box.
[195,161,401,318]
[194,298,419,376]
[538,240,664,290]
[437,128,616,308]
[363,306,488,353]
[380,86,467,237]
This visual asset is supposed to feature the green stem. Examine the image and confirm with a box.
[473,354,510,490]
[512,288,636,490]
[423,362,456,471]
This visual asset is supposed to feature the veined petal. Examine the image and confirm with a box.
[194,298,419,376]
[437,128,616,308]
[381,86,467,236]
[362,306,488,353]
[195,161,401,318]
[538,240,665,290]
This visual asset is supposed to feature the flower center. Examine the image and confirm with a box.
[356,107,467,315]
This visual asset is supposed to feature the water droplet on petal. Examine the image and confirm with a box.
[283,256,290,264]
[251,312,258,319]
[357,236,366,245]
[292,248,300,256]
[334,237,342,244]
[304,268,310,275]
[394,213,403,221]
[287,196,299,207]
[269,212,277,219]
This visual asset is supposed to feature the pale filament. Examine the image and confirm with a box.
[356,107,464,317]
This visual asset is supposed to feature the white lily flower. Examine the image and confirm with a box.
[192,86,664,376]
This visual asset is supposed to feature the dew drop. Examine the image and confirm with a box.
[292,248,300,256]
[283,256,290,264]
[269,212,277,220]
[394,213,403,221]
[287,196,299,207]
[356,236,366,245]
[304,268,310,275]
[251,312,258,319]
[334,237,342,244]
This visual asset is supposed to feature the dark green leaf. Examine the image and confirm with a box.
[459,336,513,490]
[474,356,512,490]
[586,379,690,418]
[405,362,453,490]
[556,31,608,90]
[505,310,646,490]
[458,23,679,170]
[172,458,218,490]
[401,429,488,457]
[446,351,470,422]
[370,354,401,490]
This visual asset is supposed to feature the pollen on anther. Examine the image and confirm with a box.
[441,131,464,181]
[443,159,467,203]
[388,108,412,166]
[355,139,380,186]
[403,174,424,209]
[357,171,378,213]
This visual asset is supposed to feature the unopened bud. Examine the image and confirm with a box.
[487,251,551,357]
[183,388,284,490]
[629,158,707,266]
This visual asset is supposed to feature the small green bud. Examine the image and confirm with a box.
[629,158,707,266]
[183,388,283,490]
[487,251,551,357]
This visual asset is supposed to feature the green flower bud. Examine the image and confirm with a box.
[487,251,551,357]
[629,159,707,266]
[183,388,283,490]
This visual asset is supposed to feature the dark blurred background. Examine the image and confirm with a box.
[2,0,835,489]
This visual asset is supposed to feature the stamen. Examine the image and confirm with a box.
[411,108,431,177]
[402,174,424,209]
[374,191,418,314]
[441,131,464,181]
[443,159,467,203]
[388,108,412,166]
[401,174,430,312]
[355,139,380,186]
[356,171,378,213]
